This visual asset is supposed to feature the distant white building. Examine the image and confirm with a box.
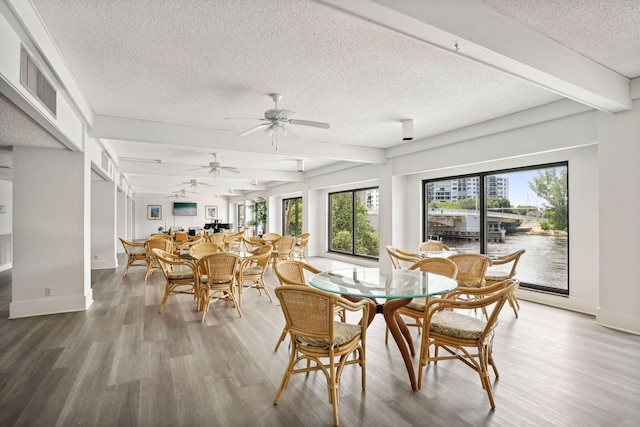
[428,177,509,203]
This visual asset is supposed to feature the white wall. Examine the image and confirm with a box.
[269,102,632,330]
[0,179,12,272]
[91,178,117,269]
[134,194,230,239]
[596,98,640,333]
[10,146,92,318]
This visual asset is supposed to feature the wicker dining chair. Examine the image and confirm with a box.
[236,244,273,307]
[386,246,420,269]
[196,252,242,321]
[291,233,311,263]
[270,235,296,268]
[206,232,226,247]
[242,235,265,252]
[119,237,147,277]
[175,235,202,255]
[273,260,346,351]
[152,248,198,313]
[384,257,458,343]
[417,240,450,252]
[417,279,519,409]
[149,233,172,241]
[144,238,174,280]
[485,249,526,317]
[448,253,492,318]
[273,285,370,427]
[188,242,224,259]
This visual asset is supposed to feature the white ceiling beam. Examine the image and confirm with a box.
[317,0,631,113]
[90,115,387,164]
[118,161,305,182]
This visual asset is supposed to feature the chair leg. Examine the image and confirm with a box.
[227,289,243,317]
[201,288,210,322]
[159,285,171,313]
[508,293,519,318]
[274,326,289,351]
[274,340,298,404]
[480,346,497,409]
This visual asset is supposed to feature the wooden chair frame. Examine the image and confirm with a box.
[485,249,526,317]
[386,246,420,269]
[196,252,242,321]
[119,237,146,277]
[274,285,369,426]
[291,233,311,263]
[384,257,458,343]
[418,240,450,252]
[418,279,519,408]
[236,244,273,307]
[144,238,174,280]
[152,248,198,313]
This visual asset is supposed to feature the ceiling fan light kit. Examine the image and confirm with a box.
[232,93,330,149]
[188,153,240,181]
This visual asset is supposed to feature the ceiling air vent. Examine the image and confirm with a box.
[20,46,57,117]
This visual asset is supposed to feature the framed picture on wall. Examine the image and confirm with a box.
[147,205,162,220]
[205,205,218,220]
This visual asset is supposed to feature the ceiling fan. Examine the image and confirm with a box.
[229,93,330,148]
[189,153,240,180]
[166,188,197,198]
[179,178,212,188]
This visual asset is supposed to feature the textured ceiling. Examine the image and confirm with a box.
[2,0,638,195]
[483,0,640,78]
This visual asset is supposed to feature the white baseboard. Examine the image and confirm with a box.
[9,294,93,319]
[595,307,640,335]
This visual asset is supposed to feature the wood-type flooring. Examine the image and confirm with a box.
[0,255,639,426]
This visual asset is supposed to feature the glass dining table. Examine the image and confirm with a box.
[309,267,457,390]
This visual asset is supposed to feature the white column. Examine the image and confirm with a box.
[596,99,640,333]
[10,146,92,318]
[116,187,127,248]
[91,178,117,269]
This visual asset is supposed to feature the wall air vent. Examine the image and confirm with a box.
[20,46,57,117]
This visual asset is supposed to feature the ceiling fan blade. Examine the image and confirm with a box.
[221,166,240,173]
[288,119,330,129]
[187,166,210,171]
[239,123,270,136]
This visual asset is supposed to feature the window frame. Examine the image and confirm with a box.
[282,197,303,237]
[328,187,380,260]
[423,162,569,295]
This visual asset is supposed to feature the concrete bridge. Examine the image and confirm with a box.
[427,209,538,241]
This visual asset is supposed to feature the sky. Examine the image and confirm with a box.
[501,170,541,207]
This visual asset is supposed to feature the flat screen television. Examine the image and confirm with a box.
[173,202,197,216]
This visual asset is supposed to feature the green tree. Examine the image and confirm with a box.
[486,197,512,213]
[330,193,353,252]
[330,192,379,256]
[247,199,267,235]
[355,202,379,256]
[529,168,568,231]
[283,198,302,236]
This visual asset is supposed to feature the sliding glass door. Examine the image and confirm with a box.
[424,163,568,293]
[329,188,379,258]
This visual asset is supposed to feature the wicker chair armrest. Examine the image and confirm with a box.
[335,297,370,330]
[428,280,518,313]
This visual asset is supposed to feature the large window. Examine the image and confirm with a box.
[424,163,568,294]
[283,197,302,236]
[329,188,380,258]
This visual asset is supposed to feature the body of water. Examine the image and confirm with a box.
[440,233,568,291]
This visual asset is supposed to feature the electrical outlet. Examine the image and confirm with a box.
[93,254,100,260]
[45,288,51,296]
